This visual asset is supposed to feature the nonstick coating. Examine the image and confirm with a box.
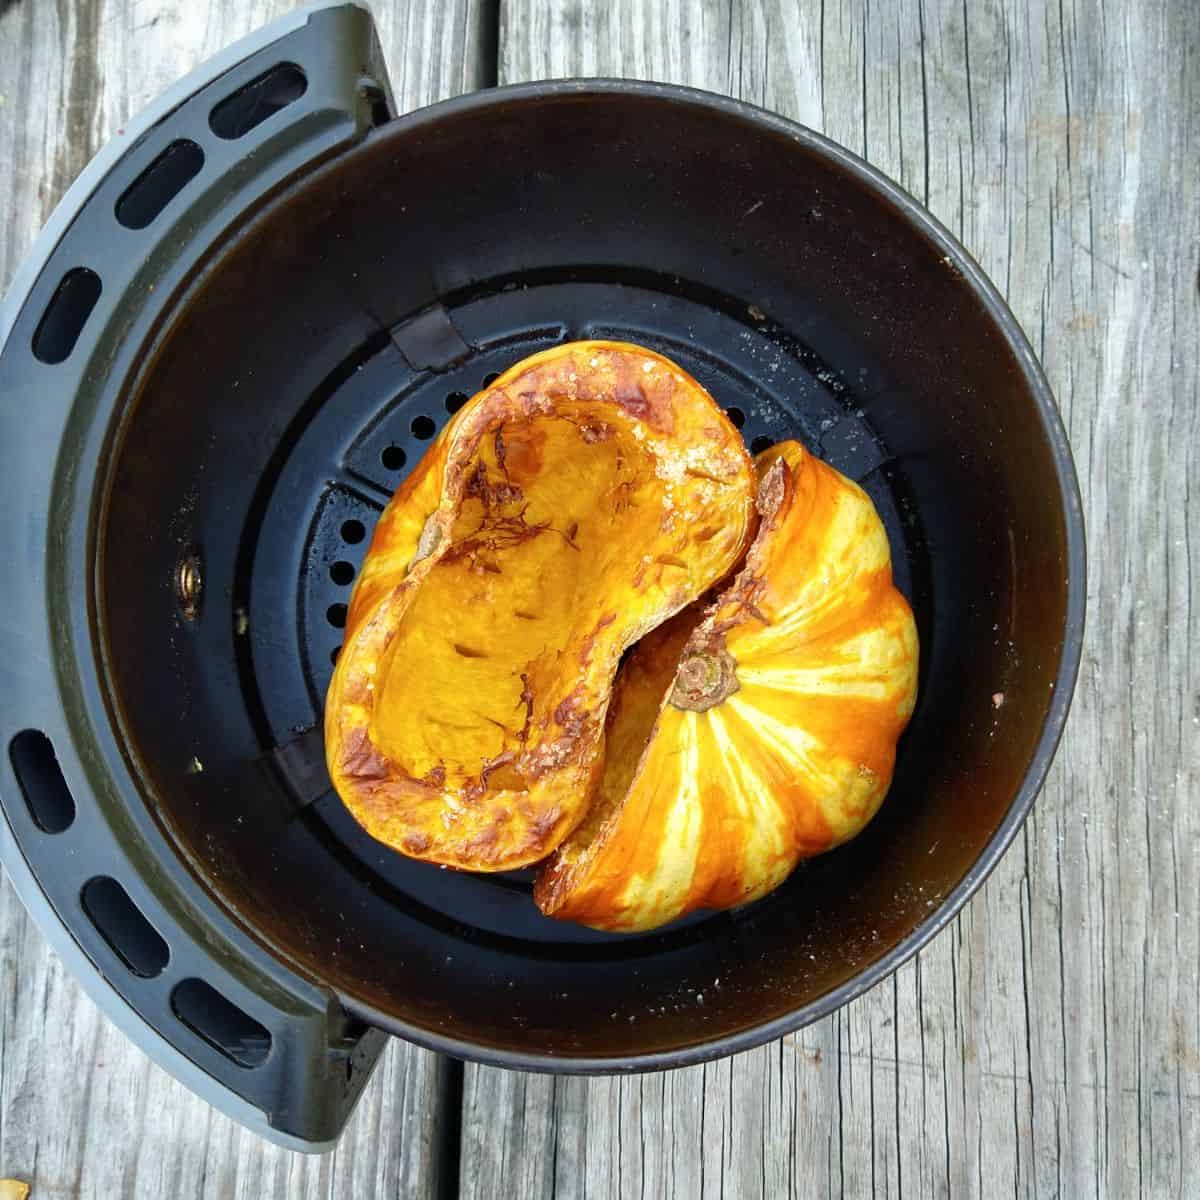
[96,84,1081,1068]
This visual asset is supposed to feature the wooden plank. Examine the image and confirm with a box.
[464,1,1200,1197]
[0,1,490,1196]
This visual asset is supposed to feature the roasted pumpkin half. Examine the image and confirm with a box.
[534,440,919,931]
[325,341,757,871]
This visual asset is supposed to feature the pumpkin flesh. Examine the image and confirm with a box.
[373,415,667,780]
[325,341,757,872]
[535,441,919,931]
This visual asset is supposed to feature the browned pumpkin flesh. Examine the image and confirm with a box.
[535,441,919,931]
[325,341,757,871]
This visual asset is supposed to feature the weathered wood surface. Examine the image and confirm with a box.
[0,2,488,1197]
[3,1,1198,1197]
[461,2,1200,1198]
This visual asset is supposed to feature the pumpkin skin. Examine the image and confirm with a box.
[325,341,757,872]
[535,440,919,932]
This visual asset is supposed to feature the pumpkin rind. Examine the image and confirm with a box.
[325,341,757,872]
[535,441,919,931]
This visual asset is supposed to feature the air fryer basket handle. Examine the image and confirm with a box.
[1,2,393,351]
[0,3,394,1151]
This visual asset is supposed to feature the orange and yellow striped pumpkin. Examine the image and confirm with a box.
[535,441,919,931]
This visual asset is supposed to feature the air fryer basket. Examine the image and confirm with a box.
[0,3,1084,1151]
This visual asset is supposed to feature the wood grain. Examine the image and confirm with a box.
[463,1,1200,1197]
[0,1,489,1196]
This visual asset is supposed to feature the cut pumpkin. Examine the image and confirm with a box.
[534,441,919,931]
[325,341,757,871]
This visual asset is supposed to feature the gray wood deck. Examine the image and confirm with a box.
[1,1,1196,1196]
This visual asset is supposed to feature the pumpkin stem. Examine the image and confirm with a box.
[670,641,739,712]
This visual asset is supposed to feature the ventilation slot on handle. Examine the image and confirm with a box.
[115,139,205,230]
[81,876,169,978]
[209,63,307,140]
[9,729,76,833]
[172,978,272,1068]
[31,268,102,364]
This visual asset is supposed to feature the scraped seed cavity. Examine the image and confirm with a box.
[364,404,684,784]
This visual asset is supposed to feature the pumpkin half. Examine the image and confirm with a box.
[325,341,757,871]
[534,440,919,931]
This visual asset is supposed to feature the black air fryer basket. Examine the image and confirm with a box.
[0,3,1084,1150]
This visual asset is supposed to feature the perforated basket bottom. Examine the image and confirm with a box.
[244,271,918,946]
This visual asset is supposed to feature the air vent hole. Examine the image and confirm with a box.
[172,978,271,1068]
[32,268,102,364]
[9,730,76,833]
[340,519,366,545]
[81,876,169,978]
[209,63,307,140]
[115,139,204,229]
